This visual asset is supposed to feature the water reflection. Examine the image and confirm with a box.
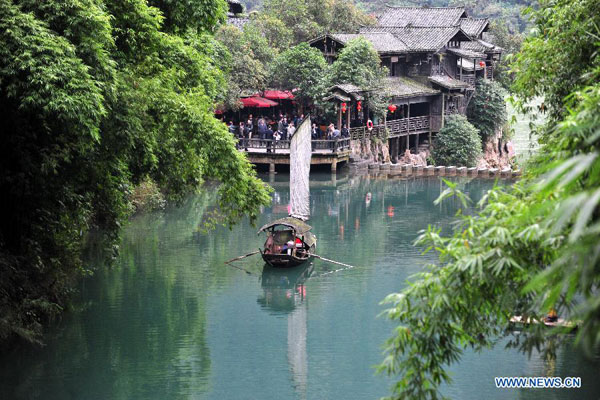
[0,172,598,400]
[258,264,314,400]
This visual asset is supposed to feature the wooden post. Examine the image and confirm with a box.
[331,159,337,172]
[441,93,445,129]
[346,102,351,129]
[406,101,410,152]
[428,101,432,146]
[459,56,463,82]
[337,102,342,131]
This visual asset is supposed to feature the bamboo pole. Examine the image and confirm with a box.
[225,250,260,264]
[313,254,356,269]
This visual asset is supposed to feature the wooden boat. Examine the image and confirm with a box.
[260,115,316,268]
[258,217,317,268]
[509,315,579,331]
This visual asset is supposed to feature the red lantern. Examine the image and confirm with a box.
[341,102,347,113]
[357,100,362,112]
[388,104,397,113]
[479,61,486,68]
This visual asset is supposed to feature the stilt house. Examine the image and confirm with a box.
[309,6,502,156]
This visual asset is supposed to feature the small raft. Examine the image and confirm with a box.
[509,315,579,331]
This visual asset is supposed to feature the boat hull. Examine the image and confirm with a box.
[261,243,316,268]
[261,253,313,268]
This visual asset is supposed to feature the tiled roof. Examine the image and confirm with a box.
[447,47,486,59]
[331,33,408,54]
[383,77,439,99]
[428,75,470,90]
[460,18,489,38]
[461,39,503,53]
[330,83,363,94]
[377,6,467,27]
[361,26,464,52]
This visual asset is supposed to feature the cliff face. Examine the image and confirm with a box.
[477,136,516,169]
[351,138,391,163]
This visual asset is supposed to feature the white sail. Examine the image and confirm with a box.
[289,116,312,220]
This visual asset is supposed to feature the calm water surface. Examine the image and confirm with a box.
[1,172,598,400]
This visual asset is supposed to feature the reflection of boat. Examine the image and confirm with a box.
[258,217,317,268]
[260,116,316,268]
[257,263,313,313]
[257,264,311,399]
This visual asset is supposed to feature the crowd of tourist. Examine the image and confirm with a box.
[225,114,350,151]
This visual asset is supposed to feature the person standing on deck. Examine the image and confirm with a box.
[242,121,251,151]
[287,122,296,140]
[266,125,274,153]
[280,117,289,141]
[311,123,319,139]
[246,115,254,140]
[238,121,245,150]
[341,124,349,138]
[258,117,267,146]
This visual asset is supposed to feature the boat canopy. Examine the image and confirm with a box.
[258,217,313,235]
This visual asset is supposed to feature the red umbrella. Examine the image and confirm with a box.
[240,96,279,108]
[262,90,295,100]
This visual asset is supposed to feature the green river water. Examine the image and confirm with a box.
[1,172,598,400]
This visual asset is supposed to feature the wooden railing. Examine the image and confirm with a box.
[486,65,494,80]
[349,116,430,140]
[239,137,351,153]
[460,75,476,86]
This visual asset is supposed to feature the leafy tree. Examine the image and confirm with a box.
[0,0,270,344]
[214,24,268,110]
[487,21,523,89]
[261,0,374,44]
[378,0,600,398]
[467,79,508,144]
[432,115,482,167]
[148,0,228,33]
[269,43,328,109]
[328,37,388,118]
[245,13,293,52]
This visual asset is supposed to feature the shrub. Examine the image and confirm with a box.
[467,79,508,144]
[130,178,166,214]
[432,115,482,167]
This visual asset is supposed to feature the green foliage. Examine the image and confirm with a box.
[261,0,375,44]
[129,178,167,213]
[214,24,269,109]
[269,43,328,108]
[379,0,600,398]
[467,79,508,144]
[432,115,482,167]
[327,37,389,118]
[245,14,293,53]
[148,0,227,33]
[511,0,600,123]
[0,0,270,344]
[487,22,523,89]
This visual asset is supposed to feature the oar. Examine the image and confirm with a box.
[312,254,356,269]
[225,250,260,265]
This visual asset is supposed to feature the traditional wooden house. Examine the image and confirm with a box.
[226,0,249,29]
[309,6,502,158]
